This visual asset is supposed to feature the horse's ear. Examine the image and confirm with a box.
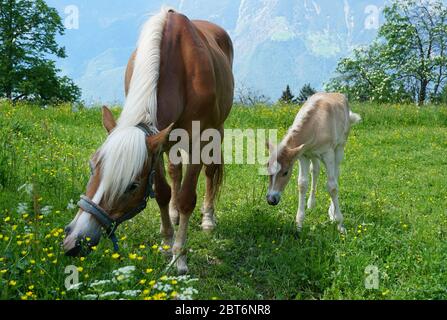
[147,123,174,153]
[102,106,116,134]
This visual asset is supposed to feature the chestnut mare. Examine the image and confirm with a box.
[64,8,234,274]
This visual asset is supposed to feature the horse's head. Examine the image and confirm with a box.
[63,107,172,256]
[266,141,305,206]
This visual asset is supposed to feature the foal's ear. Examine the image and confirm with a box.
[102,106,117,134]
[147,123,175,153]
[288,144,306,159]
[266,141,276,153]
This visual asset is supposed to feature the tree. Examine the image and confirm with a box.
[434,84,447,104]
[326,43,412,103]
[296,83,317,104]
[235,83,271,106]
[327,0,447,106]
[0,0,81,104]
[279,85,294,104]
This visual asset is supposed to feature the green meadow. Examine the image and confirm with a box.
[1,101,446,300]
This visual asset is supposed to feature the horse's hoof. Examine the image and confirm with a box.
[175,256,189,275]
[177,265,189,275]
[160,246,173,258]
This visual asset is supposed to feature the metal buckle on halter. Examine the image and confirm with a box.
[78,123,157,252]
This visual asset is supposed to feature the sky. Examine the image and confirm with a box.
[42,0,447,104]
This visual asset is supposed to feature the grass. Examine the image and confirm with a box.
[0,101,446,300]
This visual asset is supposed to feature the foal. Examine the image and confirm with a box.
[266,93,361,233]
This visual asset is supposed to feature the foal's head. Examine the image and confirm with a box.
[63,107,171,256]
[266,142,305,206]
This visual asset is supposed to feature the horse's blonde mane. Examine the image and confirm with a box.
[99,7,173,204]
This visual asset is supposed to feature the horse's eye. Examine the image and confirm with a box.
[127,183,140,193]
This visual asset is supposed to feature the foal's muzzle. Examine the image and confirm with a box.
[267,193,281,206]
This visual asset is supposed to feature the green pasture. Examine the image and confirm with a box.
[0,101,446,300]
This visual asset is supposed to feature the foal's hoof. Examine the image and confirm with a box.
[338,225,347,235]
[328,207,336,222]
[307,199,316,210]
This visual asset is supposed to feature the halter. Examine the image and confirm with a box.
[78,123,157,251]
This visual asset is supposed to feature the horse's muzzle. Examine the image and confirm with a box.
[65,243,82,257]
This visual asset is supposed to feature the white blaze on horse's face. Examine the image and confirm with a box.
[63,182,104,255]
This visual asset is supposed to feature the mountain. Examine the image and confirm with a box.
[43,0,423,104]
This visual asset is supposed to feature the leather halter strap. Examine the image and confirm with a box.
[78,123,157,251]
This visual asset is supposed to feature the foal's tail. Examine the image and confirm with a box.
[349,111,362,126]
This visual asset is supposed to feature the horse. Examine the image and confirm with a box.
[63,7,234,275]
[266,93,361,234]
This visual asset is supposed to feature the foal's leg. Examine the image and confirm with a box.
[154,157,174,250]
[296,157,311,232]
[202,162,222,232]
[171,163,203,275]
[307,158,320,209]
[168,160,182,226]
[328,146,346,222]
[322,150,346,234]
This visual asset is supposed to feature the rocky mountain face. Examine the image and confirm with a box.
[46,0,390,103]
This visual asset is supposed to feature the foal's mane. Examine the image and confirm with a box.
[99,7,173,204]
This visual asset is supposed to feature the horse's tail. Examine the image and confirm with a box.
[213,160,224,201]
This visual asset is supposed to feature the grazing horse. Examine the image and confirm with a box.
[266,93,361,234]
[63,8,234,274]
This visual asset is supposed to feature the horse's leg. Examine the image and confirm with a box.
[307,158,320,209]
[322,149,346,234]
[154,156,174,250]
[168,160,182,226]
[202,161,222,232]
[171,163,203,275]
[296,157,311,232]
